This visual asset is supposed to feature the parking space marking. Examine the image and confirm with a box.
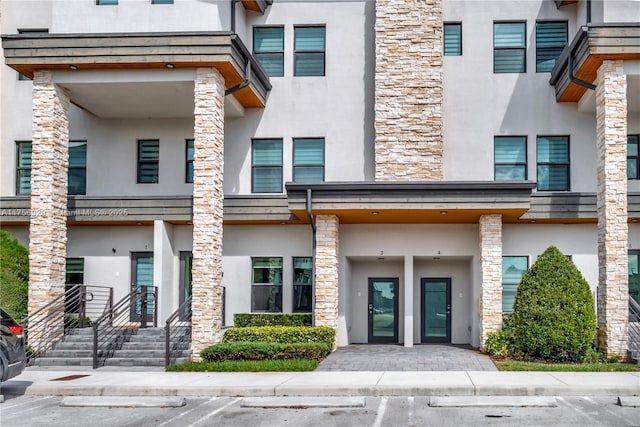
[372,396,388,427]
[407,396,415,427]
[583,396,636,425]
[557,397,605,426]
[0,395,52,410]
[155,397,218,427]
[1,396,55,417]
[187,397,240,427]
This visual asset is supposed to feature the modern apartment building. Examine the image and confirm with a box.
[1,0,638,360]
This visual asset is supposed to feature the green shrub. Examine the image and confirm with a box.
[0,230,29,321]
[233,313,312,327]
[511,246,596,362]
[485,331,510,357]
[64,314,93,329]
[200,341,330,362]
[222,326,335,349]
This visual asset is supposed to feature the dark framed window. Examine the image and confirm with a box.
[137,140,160,184]
[537,136,570,191]
[630,250,640,306]
[494,136,527,180]
[293,257,313,313]
[444,22,462,56]
[293,138,324,183]
[628,135,639,180]
[96,0,118,5]
[186,139,194,183]
[152,0,173,4]
[65,258,85,314]
[536,21,568,72]
[294,26,326,76]
[16,141,32,195]
[254,27,284,77]
[179,251,193,321]
[251,257,283,312]
[69,141,87,195]
[502,256,528,312]
[494,22,526,73]
[252,139,283,193]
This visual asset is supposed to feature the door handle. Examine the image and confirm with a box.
[368,304,373,315]
[446,304,451,315]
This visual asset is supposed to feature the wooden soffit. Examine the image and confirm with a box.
[242,0,272,13]
[1,32,271,108]
[550,24,640,102]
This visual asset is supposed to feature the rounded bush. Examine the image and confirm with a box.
[511,246,596,362]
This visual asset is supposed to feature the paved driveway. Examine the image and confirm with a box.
[316,344,497,371]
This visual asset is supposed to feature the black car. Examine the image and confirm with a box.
[0,308,26,382]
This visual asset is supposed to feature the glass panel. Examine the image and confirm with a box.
[630,254,639,305]
[69,143,87,167]
[97,0,118,4]
[139,140,159,160]
[536,22,567,47]
[295,27,325,51]
[183,255,192,301]
[186,139,194,161]
[253,167,283,192]
[253,140,282,165]
[372,281,396,337]
[135,256,154,316]
[629,136,639,156]
[255,53,284,77]
[65,258,84,285]
[68,168,87,195]
[293,285,312,312]
[295,52,325,76]
[254,27,284,52]
[251,285,283,312]
[538,165,569,191]
[494,49,525,73]
[444,23,462,56]
[186,162,194,183]
[294,166,324,183]
[152,0,173,4]
[138,163,159,183]
[495,165,526,181]
[18,143,32,167]
[495,137,526,163]
[424,281,447,338]
[293,257,312,284]
[18,170,31,195]
[628,159,638,180]
[502,256,528,312]
[294,139,324,164]
[537,136,568,162]
[252,257,283,284]
[494,23,525,47]
[536,47,564,72]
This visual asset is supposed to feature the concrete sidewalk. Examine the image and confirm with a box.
[1,369,638,398]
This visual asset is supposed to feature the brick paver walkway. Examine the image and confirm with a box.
[315,344,497,371]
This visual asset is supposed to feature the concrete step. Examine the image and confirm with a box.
[31,357,94,367]
[120,343,169,351]
[103,357,167,367]
[65,328,95,335]
[43,350,94,358]
[132,328,166,335]
[60,335,94,342]
[55,342,94,350]
[111,350,171,358]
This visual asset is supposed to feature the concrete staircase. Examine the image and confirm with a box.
[32,327,190,368]
[630,322,640,366]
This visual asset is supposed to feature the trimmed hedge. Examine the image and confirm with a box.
[234,313,312,327]
[222,326,335,349]
[200,341,330,362]
[511,246,596,362]
[0,230,29,321]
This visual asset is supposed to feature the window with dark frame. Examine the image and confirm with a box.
[537,136,570,191]
[494,22,526,73]
[293,138,324,183]
[96,0,118,5]
[151,0,173,4]
[16,141,32,195]
[68,141,87,195]
[630,250,640,306]
[502,256,528,312]
[294,26,326,76]
[628,135,639,180]
[186,139,194,183]
[536,21,568,72]
[251,257,283,312]
[293,257,312,313]
[494,136,527,180]
[444,22,462,56]
[252,139,283,193]
[65,258,85,314]
[253,27,285,77]
[137,140,160,184]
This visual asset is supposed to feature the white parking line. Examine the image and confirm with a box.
[372,397,388,427]
[407,396,415,426]
[155,396,218,427]
[583,396,634,425]
[557,396,604,426]
[187,397,240,427]
[1,396,55,417]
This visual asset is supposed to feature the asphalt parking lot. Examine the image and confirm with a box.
[1,395,638,427]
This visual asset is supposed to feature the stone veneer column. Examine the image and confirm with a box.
[595,60,628,358]
[375,0,443,181]
[479,214,502,350]
[314,215,339,343]
[190,68,225,360]
[28,70,69,348]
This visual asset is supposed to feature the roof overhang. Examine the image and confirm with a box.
[550,24,640,102]
[1,32,271,108]
[286,181,537,224]
[242,0,273,14]
[554,0,578,8]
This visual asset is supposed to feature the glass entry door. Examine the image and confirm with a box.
[421,278,451,343]
[130,252,155,323]
[368,278,399,343]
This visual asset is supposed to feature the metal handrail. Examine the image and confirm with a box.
[22,284,113,361]
[165,295,192,367]
[92,285,158,369]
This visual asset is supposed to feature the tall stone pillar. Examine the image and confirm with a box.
[28,70,69,349]
[190,67,225,360]
[595,60,628,358]
[375,0,443,181]
[314,215,339,342]
[479,214,502,350]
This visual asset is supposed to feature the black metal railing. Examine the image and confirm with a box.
[92,285,157,369]
[22,285,113,361]
[629,297,640,357]
[165,295,192,367]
